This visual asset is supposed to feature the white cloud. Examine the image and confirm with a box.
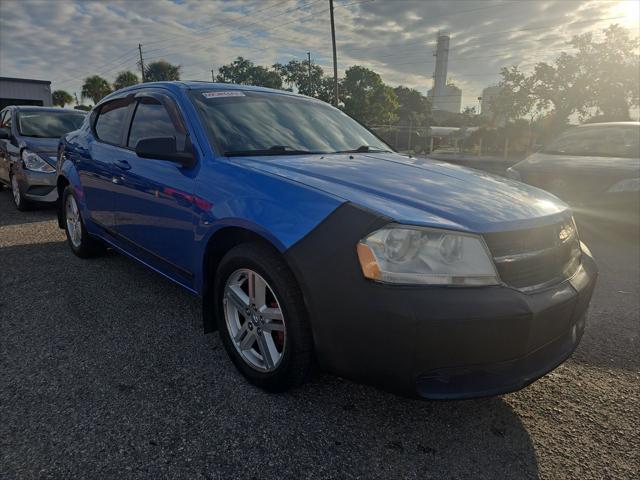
[0,0,636,108]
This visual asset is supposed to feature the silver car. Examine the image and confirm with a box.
[0,106,86,210]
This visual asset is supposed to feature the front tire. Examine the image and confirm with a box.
[214,243,314,392]
[62,185,104,258]
[10,172,30,211]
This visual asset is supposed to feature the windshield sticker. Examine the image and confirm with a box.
[202,91,246,98]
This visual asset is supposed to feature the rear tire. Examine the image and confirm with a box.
[214,243,314,392]
[62,185,104,258]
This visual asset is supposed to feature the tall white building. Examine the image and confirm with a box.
[480,85,502,118]
[427,33,461,114]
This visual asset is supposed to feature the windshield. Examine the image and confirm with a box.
[189,90,391,156]
[17,110,86,138]
[543,125,640,159]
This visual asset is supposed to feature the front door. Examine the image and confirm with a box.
[112,94,197,286]
[0,110,16,183]
[81,98,132,229]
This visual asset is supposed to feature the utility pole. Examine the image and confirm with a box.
[211,69,215,82]
[329,0,339,106]
[307,51,312,95]
[74,92,79,106]
[138,43,146,82]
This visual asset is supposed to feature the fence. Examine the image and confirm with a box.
[369,124,537,161]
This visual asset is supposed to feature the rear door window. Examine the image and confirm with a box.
[95,99,130,145]
[127,97,188,151]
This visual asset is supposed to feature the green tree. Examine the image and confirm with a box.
[568,24,639,120]
[496,24,639,126]
[52,90,73,107]
[273,59,332,100]
[341,66,398,125]
[144,60,181,82]
[492,66,535,124]
[113,70,139,90]
[393,86,431,126]
[81,75,111,104]
[217,57,282,89]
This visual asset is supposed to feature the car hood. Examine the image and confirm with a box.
[20,137,59,166]
[233,153,570,233]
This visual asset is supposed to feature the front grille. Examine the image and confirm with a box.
[483,218,581,291]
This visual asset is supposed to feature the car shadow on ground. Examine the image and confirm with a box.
[0,189,58,227]
[1,239,540,479]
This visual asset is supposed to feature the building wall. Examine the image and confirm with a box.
[428,84,462,114]
[480,86,502,117]
[0,77,52,109]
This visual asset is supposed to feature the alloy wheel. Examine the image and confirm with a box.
[223,268,287,372]
[65,194,82,248]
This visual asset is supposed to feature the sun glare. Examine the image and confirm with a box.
[611,0,640,29]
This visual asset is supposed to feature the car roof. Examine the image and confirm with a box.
[9,106,86,114]
[575,121,640,128]
[105,80,306,100]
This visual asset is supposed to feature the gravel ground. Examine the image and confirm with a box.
[1,188,638,480]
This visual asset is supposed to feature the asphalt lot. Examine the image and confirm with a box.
[1,188,638,480]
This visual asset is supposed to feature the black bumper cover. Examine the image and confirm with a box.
[285,203,598,400]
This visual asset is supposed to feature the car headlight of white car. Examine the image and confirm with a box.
[505,167,521,181]
[607,178,639,193]
[357,226,500,286]
[21,149,55,173]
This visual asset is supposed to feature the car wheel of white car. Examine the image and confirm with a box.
[10,172,29,211]
[215,242,314,392]
[62,185,104,258]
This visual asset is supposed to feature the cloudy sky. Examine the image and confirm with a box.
[1,0,638,108]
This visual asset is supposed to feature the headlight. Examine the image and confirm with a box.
[21,150,55,173]
[506,167,521,181]
[357,226,500,286]
[607,178,639,193]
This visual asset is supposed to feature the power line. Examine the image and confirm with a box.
[344,14,626,55]
[142,0,326,56]
[142,0,295,48]
[51,0,324,89]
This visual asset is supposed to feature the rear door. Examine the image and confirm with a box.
[111,92,197,286]
[80,97,133,228]
[0,110,10,182]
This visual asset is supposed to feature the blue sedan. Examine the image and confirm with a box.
[56,82,597,399]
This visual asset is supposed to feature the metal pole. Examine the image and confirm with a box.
[211,69,215,82]
[307,51,312,96]
[329,0,339,106]
[138,43,146,82]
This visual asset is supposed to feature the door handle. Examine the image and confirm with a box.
[114,159,131,171]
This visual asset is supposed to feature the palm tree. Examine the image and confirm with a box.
[81,75,111,104]
[113,71,139,91]
[52,90,73,107]
[144,60,181,82]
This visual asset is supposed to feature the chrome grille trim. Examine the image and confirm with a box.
[483,218,581,291]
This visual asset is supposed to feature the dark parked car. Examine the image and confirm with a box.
[507,122,640,225]
[0,106,86,210]
[56,82,597,399]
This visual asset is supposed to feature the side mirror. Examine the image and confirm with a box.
[135,136,196,168]
[0,127,10,140]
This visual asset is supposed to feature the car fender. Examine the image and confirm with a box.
[56,145,88,228]
[193,159,346,295]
